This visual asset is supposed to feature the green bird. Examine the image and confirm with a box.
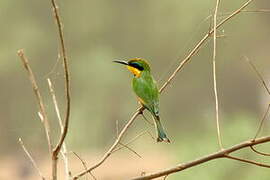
[114,58,170,143]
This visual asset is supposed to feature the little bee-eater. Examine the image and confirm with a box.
[114,58,170,143]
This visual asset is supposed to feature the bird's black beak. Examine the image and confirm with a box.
[113,60,128,66]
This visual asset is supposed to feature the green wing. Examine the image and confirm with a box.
[132,72,159,116]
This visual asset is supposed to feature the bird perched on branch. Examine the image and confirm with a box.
[114,58,170,143]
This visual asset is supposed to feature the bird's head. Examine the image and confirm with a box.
[113,58,151,77]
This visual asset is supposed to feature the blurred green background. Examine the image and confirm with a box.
[1,0,270,179]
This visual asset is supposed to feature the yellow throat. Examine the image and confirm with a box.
[127,66,141,77]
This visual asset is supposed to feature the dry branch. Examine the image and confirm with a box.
[244,56,270,96]
[73,0,255,179]
[250,146,270,157]
[72,152,97,180]
[225,154,270,168]
[73,108,143,179]
[212,0,223,149]
[17,50,52,154]
[159,0,254,93]
[19,138,46,180]
[49,0,71,179]
[240,9,270,13]
[131,136,270,180]
[119,142,142,158]
[253,104,270,140]
[47,78,70,180]
[112,130,148,153]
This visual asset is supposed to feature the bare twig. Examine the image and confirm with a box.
[73,0,255,179]
[72,152,96,180]
[204,9,270,23]
[159,0,255,93]
[49,0,71,179]
[73,107,143,179]
[253,104,270,140]
[17,50,52,154]
[119,142,142,158]
[19,138,45,180]
[147,131,155,140]
[244,56,270,139]
[241,9,270,13]
[244,56,270,95]
[47,78,70,180]
[225,154,270,168]
[212,0,223,149]
[116,120,119,136]
[113,130,148,153]
[131,136,270,180]
[140,112,154,126]
[250,146,270,156]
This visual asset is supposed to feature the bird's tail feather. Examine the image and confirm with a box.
[154,116,170,143]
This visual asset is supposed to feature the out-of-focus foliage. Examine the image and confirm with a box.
[1,0,270,179]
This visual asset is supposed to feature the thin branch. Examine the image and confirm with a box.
[241,9,270,13]
[225,154,270,168]
[131,136,270,180]
[17,49,52,154]
[140,112,154,126]
[204,9,270,23]
[73,0,255,179]
[47,78,70,180]
[116,120,119,136]
[50,0,71,155]
[159,0,255,93]
[253,104,270,140]
[119,142,142,158]
[212,0,223,149]
[244,56,270,96]
[250,145,270,156]
[147,131,156,140]
[49,0,71,179]
[113,130,148,153]
[19,138,45,180]
[73,107,143,179]
[72,152,97,180]
[244,56,270,139]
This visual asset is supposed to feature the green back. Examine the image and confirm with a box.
[132,70,159,116]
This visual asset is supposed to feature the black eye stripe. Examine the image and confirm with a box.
[129,62,144,71]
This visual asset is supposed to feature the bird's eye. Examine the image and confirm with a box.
[129,62,144,71]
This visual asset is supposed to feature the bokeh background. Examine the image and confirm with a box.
[1,0,270,179]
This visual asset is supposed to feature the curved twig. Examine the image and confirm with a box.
[250,145,270,157]
[49,0,71,179]
[225,154,270,168]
